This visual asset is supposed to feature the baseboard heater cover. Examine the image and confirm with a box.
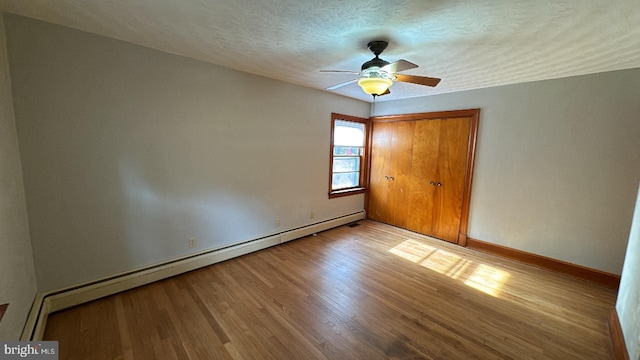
[21,211,365,341]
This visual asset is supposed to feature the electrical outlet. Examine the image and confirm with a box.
[310,212,315,219]
[189,237,197,248]
[276,219,281,227]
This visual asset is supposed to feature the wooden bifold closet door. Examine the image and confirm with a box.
[367,110,479,244]
[368,121,415,228]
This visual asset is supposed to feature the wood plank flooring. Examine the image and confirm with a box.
[44,220,617,359]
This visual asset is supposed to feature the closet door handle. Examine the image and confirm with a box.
[436,182,442,187]
[384,176,389,180]
[389,177,395,181]
[429,181,435,186]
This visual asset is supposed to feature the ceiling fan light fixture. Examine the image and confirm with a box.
[358,68,393,95]
[358,77,393,96]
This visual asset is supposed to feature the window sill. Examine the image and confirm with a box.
[329,187,366,199]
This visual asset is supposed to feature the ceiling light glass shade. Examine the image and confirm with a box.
[357,77,393,95]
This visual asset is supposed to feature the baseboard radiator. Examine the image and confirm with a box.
[21,211,365,341]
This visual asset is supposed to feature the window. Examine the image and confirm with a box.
[329,113,368,198]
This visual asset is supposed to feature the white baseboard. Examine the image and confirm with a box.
[21,211,365,340]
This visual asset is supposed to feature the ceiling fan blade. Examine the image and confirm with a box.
[394,74,441,87]
[325,78,358,90]
[382,59,418,73]
[319,70,360,74]
[380,88,391,96]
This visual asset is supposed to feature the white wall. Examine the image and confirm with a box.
[0,15,38,340]
[5,14,369,291]
[373,69,640,274]
[617,182,640,359]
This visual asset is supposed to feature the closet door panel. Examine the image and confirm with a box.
[434,117,472,242]
[389,121,415,228]
[368,122,394,223]
[406,120,440,234]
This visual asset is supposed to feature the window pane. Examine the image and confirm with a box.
[329,114,367,197]
[333,157,360,172]
[332,172,360,190]
[334,120,365,147]
[333,146,361,156]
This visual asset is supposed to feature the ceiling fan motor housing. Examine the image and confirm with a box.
[361,57,390,71]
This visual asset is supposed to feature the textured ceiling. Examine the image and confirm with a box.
[1,0,639,102]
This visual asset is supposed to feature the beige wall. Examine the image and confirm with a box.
[374,68,640,274]
[617,183,640,359]
[5,14,369,291]
[0,15,38,340]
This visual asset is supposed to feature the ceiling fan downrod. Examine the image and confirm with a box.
[361,41,391,71]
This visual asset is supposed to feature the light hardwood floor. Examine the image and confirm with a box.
[44,220,617,359]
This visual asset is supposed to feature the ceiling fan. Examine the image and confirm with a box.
[321,40,441,97]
